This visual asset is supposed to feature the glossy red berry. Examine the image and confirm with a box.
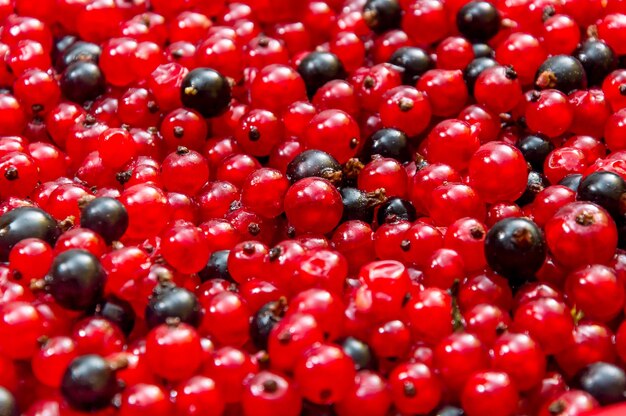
[461,371,519,416]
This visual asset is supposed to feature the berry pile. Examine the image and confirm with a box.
[3,0,626,415]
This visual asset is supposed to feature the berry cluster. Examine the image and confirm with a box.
[1,0,626,415]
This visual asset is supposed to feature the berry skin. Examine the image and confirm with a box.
[61,355,119,412]
[180,68,231,118]
[174,376,224,416]
[8,237,53,280]
[389,362,442,415]
[491,333,546,392]
[573,362,626,406]
[297,51,346,98]
[145,323,203,382]
[303,109,360,164]
[545,202,618,269]
[456,1,501,42]
[565,264,624,322]
[461,371,519,416]
[433,333,489,392]
[426,119,479,172]
[284,178,343,234]
[417,69,468,117]
[469,142,528,203]
[379,87,431,138]
[294,343,356,405]
[474,66,523,113]
[535,55,587,94]
[242,168,289,219]
[119,384,171,416]
[525,89,574,138]
[363,0,402,33]
[484,218,546,288]
[242,371,302,416]
[513,298,574,355]
[160,221,210,274]
[388,46,433,85]
[335,371,391,416]
[46,249,106,311]
[0,301,44,360]
[80,197,129,244]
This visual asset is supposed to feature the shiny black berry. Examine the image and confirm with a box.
[456,1,501,42]
[341,187,385,223]
[388,47,433,85]
[341,337,373,371]
[484,218,546,288]
[0,207,59,261]
[535,55,587,94]
[363,0,402,33]
[180,68,231,118]
[363,128,410,162]
[198,250,233,283]
[57,41,101,71]
[517,134,554,172]
[464,57,497,94]
[429,406,466,416]
[516,171,549,206]
[573,362,626,406]
[46,249,106,311]
[297,51,346,98]
[574,40,616,86]
[61,355,119,412]
[80,197,129,243]
[286,149,342,184]
[145,283,202,329]
[0,387,17,416]
[61,61,106,104]
[576,171,626,219]
[559,174,583,191]
[92,297,136,337]
[472,43,494,58]
[377,197,417,224]
[250,298,287,350]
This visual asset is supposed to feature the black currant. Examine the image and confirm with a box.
[516,171,549,206]
[145,283,202,329]
[0,207,59,261]
[559,174,583,191]
[57,41,101,72]
[297,51,346,98]
[576,171,626,219]
[429,406,466,416]
[92,297,136,337]
[80,197,129,243]
[60,61,106,104]
[535,55,587,94]
[517,134,554,172]
[180,67,231,118]
[484,217,546,288]
[340,337,373,371]
[363,0,402,33]
[574,40,616,87]
[363,128,410,161]
[286,149,342,184]
[61,355,118,412]
[198,250,234,283]
[472,43,494,58]
[341,187,386,223]
[573,362,626,406]
[464,57,497,94]
[388,46,433,85]
[46,249,106,311]
[377,197,417,224]
[456,1,501,42]
[0,387,17,416]
[250,298,287,350]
